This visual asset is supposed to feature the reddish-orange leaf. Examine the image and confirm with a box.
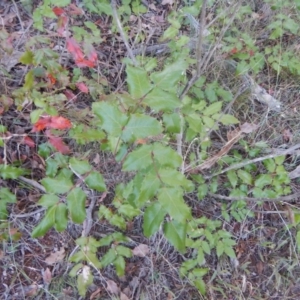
[48,116,72,130]
[32,117,51,132]
[47,73,56,85]
[75,58,95,68]
[22,136,35,148]
[46,131,70,154]
[249,49,255,57]
[66,38,84,61]
[76,82,89,93]
[230,47,238,54]
[53,7,65,16]
[64,89,76,100]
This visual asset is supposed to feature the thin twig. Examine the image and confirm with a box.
[202,143,300,179]
[19,176,46,193]
[111,0,137,66]
[12,0,24,32]
[208,192,300,203]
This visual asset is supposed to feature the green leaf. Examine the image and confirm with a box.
[67,187,86,224]
[92,102,128,137]
[194,279,206,295]
[118,204,140,219]
[201,241,211,255]
[123,144,152,171]
[274,155,285,165]
[110,214,126,229]
[150,59,187,90]
[263,158,276,173]
[24,70,34,90]
[122,114,162,142]
[32,206,56,238]
[0,188,16,203]
[101,248,117,267]
[19,50,34,64]
[218,114,239,125]
[158,187,191,223]
[41,177,73,194]
[69,158,92,175]
[227,170,238,188]
[216,240,225,257]
[77,266,93,297]
[55,203,68,232]
[159,168,194,191]
[255,174,272,189]
[116,245,132,258]
[143,202,166,237]
[197,184,208,200]
[38,194,59,208]
[85,171,107,192]
[152,143,182,168]
[163,113,181,133]
[114,255,126,277]
[163,219,187,253]
[126,65,152,98]
[0,165,27,179]
[237,169,253,185]
[224,245,236,258]
[203,101,222,116]
[144,89,180,111]
[297,231,300,251]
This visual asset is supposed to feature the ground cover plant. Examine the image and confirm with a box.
[1,0,300,299]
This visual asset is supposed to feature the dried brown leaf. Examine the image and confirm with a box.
[45,247,65,265]
[42,267,52,284]
[240,122,258,133]
[120,292,130,300]
[106,280,119,295]
[132,244,149,257]
[283,128,293,143]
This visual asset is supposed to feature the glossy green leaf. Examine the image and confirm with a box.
[224,246,236,258]
[237,169,252,185]
[194,279,206,295]
[118,204,140,219]
[216,240,225,257]
[31,206,56,238]
[123,144,152,171]
[92,102,128,136]
[150,59,187,90]
[274,155,285,165]
[197,184,208,200]
[67,187,86,224]
[163,219,187,253]
[143,202,166,237]
[41,177,73,194]
[38,194,59,208]
[98,205,113,220]
[69,158,92,175]
[110,214,126,230]
[227,170,238,188]
[144,89,180,111]
[85,171,106,192]
[158,187,191,223]
[126,65,152,98]
[116,245,132,258]
[122,114,162,142]
[55,203,68,232]
[203,101,222,116]
[0,188,16,203]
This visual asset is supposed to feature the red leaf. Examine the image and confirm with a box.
[53,7,65,16]
[32,117,51,132]
[46,131,70,154]
[76,82,89,93]
[75,58,95,68]
[230,47,238,54]
[32,116,71,132]
[64,89,76,100]
[22,136,35,148]
[66,38,84,61]
[48,116,72,130]
[47,73,56,85]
